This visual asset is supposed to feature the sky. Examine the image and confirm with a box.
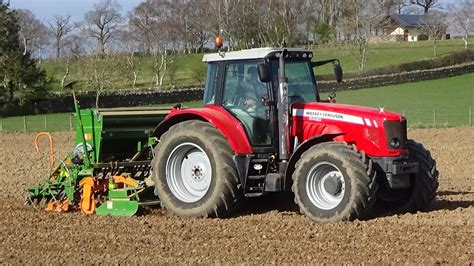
[9,0,460,23]
[9,0,143,22]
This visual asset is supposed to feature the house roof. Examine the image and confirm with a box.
[390,14,428,27]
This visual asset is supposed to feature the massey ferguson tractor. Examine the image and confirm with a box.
[27,47,438,222]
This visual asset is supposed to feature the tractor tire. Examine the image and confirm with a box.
[152,120,242,218]
[377,140,439,213]
[292,142,378,223]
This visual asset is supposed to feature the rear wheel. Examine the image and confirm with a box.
[292,142,377,222]
[377,140,439,213]
[152,120,242,218]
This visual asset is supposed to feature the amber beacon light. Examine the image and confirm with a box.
[215,36,223,48]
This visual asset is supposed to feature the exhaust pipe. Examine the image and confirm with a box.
[278,49,289,161]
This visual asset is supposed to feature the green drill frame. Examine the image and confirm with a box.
[27,86,169,215]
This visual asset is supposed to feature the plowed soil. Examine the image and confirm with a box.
[0,128,473,264]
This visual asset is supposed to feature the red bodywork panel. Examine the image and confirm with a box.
[158,105,253,155]
[158,103,406,158]
[291,102,406,157]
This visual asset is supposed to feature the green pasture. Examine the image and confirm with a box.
[1,73,472,131]
[40,38,473,91]
[321,73,474,127]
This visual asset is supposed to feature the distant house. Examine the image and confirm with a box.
[377,14,447,42]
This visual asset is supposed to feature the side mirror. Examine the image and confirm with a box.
[311,58,343,83]
[258,63,272,83]
[333,62,343,83]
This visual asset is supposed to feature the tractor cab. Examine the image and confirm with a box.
[202,48,337,150]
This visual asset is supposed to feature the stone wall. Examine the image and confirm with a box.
[318,63,474,92]
[0,87,204,116]
[1,63,472,116]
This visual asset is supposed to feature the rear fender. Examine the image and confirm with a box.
[153,106,253,155]
[283,133,344,190]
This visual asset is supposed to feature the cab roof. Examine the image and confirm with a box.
[202,47,313,62]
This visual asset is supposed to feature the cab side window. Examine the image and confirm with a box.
[203,63,219,105]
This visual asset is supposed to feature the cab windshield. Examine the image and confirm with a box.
[270,60,318,103]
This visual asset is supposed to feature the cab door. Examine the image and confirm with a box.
[219,61,274,150]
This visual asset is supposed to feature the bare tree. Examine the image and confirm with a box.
[149,17,173,88]
[313,0,344,41]
[230,0,264,48]
[187,0,212,52]
[419,11,446,56]
[15,9,48,56]
[393,0,411,14]
[341,0,384,71]
[208,0,239,50]
[268,0,307,46]
[119,29,141,88]
[81,53,128,107]
[48,15,72,58]
[83,0,122,54]
[378,0,413,15]
[128,0,168,54]
[64,33,85,59]
[410,0,438,14]
[453,0,474,49]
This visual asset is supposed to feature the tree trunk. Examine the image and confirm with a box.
[100,39,106,54]
[159,52,167,86]
[133,72,138,88]
[8,81,14,102]
[433,39,437,57]
[22,37,27,55]
[56,38,61,58]
[95,89,101,109]
[462,35,468,50]
[61,60,70,88]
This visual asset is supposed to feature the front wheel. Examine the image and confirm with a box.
[377,140,439,213]
[152,120,242,218]
[292,142,377,222]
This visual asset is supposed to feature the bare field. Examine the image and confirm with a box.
[0,128,473,264]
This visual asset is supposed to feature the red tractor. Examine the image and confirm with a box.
[152,48,438,222]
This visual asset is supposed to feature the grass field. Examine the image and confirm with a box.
[320,73,474,127]
[0,101,203,132]
[1,73,472,131]
[40,38,473,91]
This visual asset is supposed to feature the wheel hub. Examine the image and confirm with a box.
[323,174,342,196]
[306,162,346,210]
[191,165,203,180]
[166,143,212,203]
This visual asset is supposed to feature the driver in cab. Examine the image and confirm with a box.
[241,66,267,109]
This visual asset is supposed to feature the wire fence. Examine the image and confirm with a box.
[0,113,75,132]
[0,107,472,132]
[402,106,473,128]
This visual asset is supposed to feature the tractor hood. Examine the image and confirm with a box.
[291,102,407,157]
[292,102,403,124]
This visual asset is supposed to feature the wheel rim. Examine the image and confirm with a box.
[166,142,212,203]
[306,162,345,210]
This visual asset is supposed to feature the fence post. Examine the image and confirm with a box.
[23,116,27,132]
[44,116,48,131]
[0,118,2,131]
[69,114,73,131]
[470,106,472,127]
[432,108,436,127]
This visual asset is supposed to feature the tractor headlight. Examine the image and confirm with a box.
[390,138,400,149]
[384,120,407,150]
